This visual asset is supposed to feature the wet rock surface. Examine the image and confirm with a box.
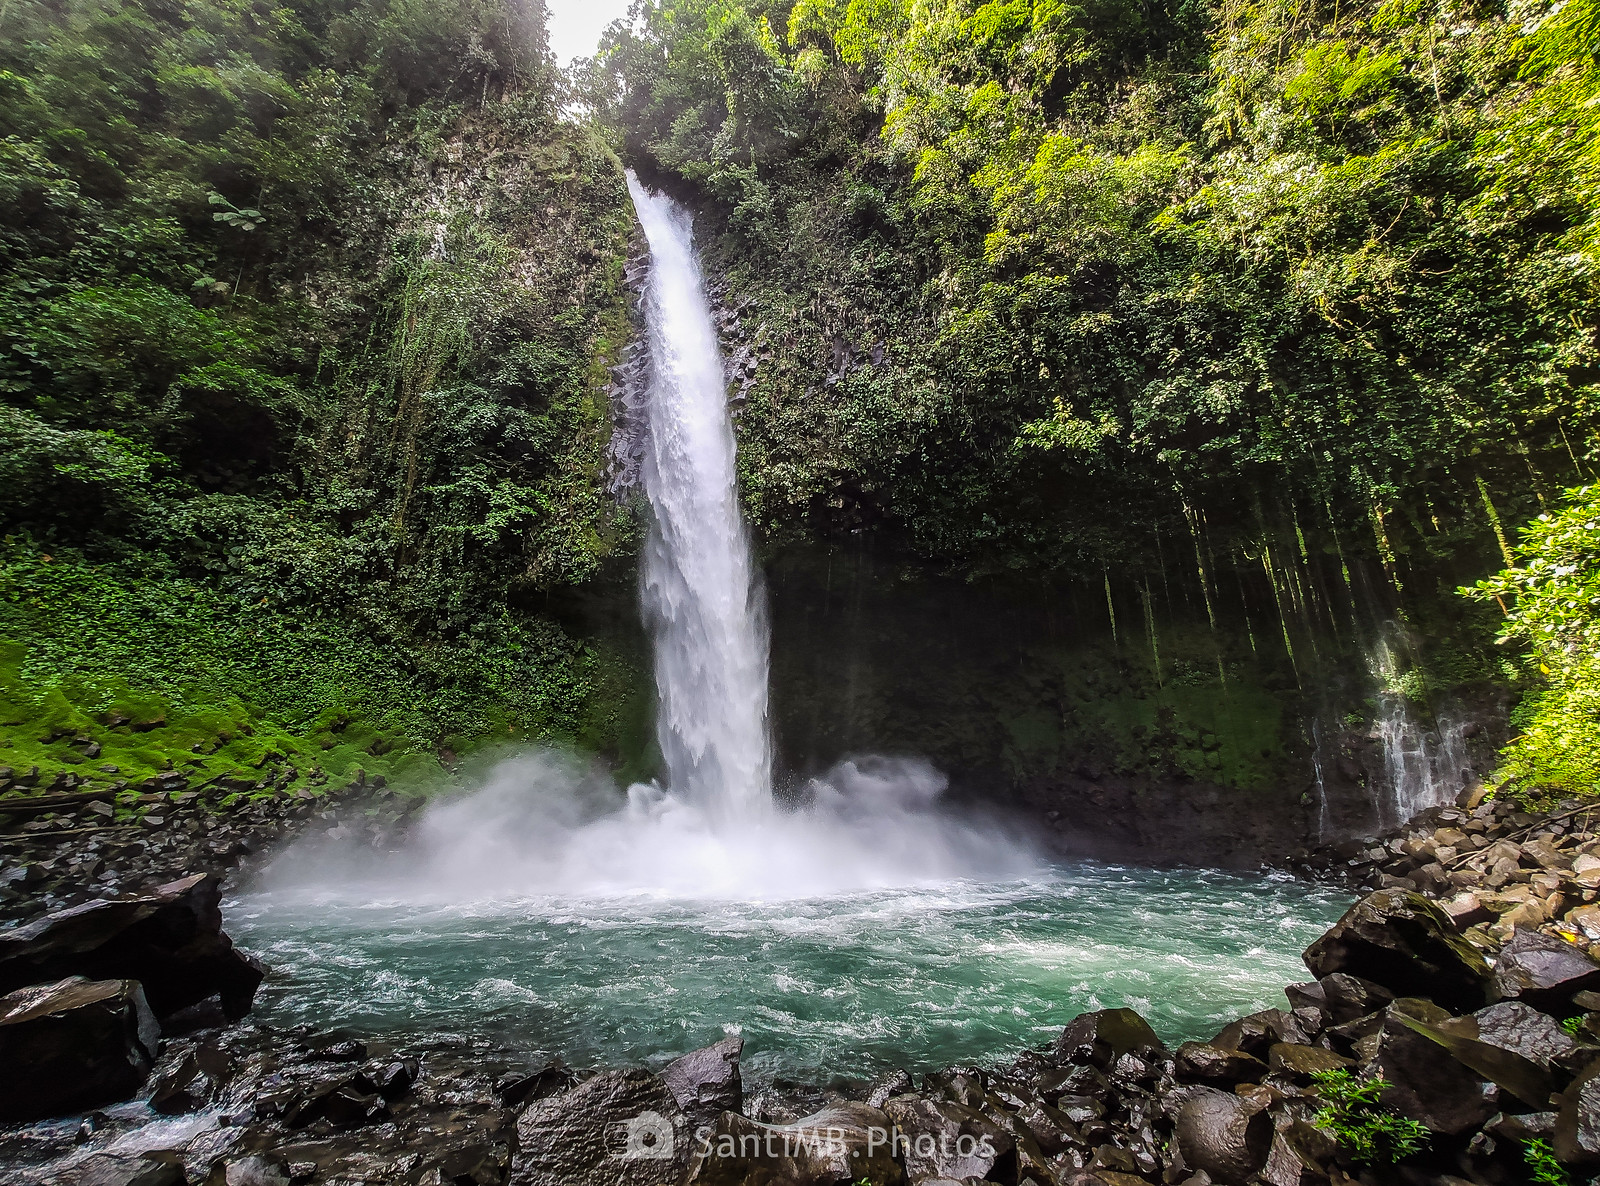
[8,790,1600,1183]
[0,977,161,1121]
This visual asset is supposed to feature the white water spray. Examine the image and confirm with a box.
[630,174,771,816]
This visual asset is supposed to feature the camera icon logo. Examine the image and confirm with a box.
[622,1110,675,1160]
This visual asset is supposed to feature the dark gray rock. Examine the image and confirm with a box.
[1174,1042,1266,1085]
[881,1095,1013,1182]
[0,873,264,1020]
[495,1059,575,1109]
[1317,972,1395,1024]
[1495,928,1600,1011]
[661,1034,743,1131]
[1017,1098,1078,1155]
[1262,1121,1338,1186]
[1055,1008,1165,1068]
[1283,980,1328,1017]
[1470,1000,1578,1068]
[58,1152,187,1186]
[1302,890,1494,1012]
[0,976,159,1121]
[865,1068,913,1110]
[686,1102,903,1185]
[1557,1061,1600,1165]
[1173,1087,1272,1186]
[1370,1000,1504,1135]
[1266,1042,1352,1080]
[513,1068,685,1186]
[201,1154,291,1186]
[1210,1008,1310,1058]
[148,1043,230,1114]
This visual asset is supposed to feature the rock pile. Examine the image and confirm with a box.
[0,783,424,924]
[1290,799,1600,952]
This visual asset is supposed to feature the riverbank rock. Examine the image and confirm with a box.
[663,1034,744,1131]
[1302,889,1494,1012]
[0,872,264,1020]
[513,1068,685,1186]
[57,1151,187,1186]
[881,1096,1012,1182]
[1174,1042,1266,1085]
[0,976,160,1120]
[1173,1087,1271,1185]
[1056,1008,1165,1067]
[686,1103,903,1185]
[1369,1000,1504,1135]
[1494,928,1600,1010]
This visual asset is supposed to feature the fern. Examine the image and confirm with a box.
[1310,1069,1429,1168]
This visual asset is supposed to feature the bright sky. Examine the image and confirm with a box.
[547,0,636,64]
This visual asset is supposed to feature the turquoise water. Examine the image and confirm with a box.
[231,866,1349,1085]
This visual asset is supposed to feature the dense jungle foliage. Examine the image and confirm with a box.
[582,0,1600,794]
[0,0,647,796]
[3,0,1599,804]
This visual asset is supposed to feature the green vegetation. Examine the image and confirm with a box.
[577,0,1600,793]
[1467,485,1600,800]
[5,0,1600,804]
[1310,1068,1430,1167]
[1525,1138,1573,1186]
[586,0,1596,594]
[0,0,649,791]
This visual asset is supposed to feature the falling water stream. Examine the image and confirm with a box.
[234,179,1350,1084]
[631,176,772,817]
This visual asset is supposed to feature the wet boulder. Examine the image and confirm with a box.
[201,1153,292,1186]
[1211,1008,1311,1058]
[1469,1000,1578,1068]
[881,1095,1013,1182]
[866,1068,914,1110]
[1174,1042,1266,1085]
[356,1055,419,1101]
[1055,1008,1165,1068]
[496,1059,576,1109]
[1302,890,1494,1012]
[0,873,264,1020]
[148,1042,231,1114]
[58,1152,187,1186]
[1557,1062,1600,1166]
[1317,972,1396,1025]
[686,1102,903,1185]
[513,1068,686,1186]
[1173,1087,1272,1185]
[0,976,160,1120]
[662,1034,743,1131]
[1266,1043,1353,1081]
[283,1075,390,1128]
[1016,1098,1078,1155]
[1369,1000,1525,1135]
[1494,928,1600,1011]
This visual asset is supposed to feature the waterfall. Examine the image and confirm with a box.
[628,174,772,818]
[261,180,1038,903]
[1368,636,1471,829]
[1373,696,1470,829]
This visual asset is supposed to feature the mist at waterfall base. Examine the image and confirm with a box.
[238,747,1349,1083]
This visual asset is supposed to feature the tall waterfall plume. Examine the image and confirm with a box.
[628,174,772,818]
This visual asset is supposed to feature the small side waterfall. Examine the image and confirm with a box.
[628,174,772,818]
[1373,696,1470,829]
[1368,636,1472,829]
